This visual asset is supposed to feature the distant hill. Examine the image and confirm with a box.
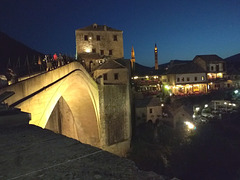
[134,60,190,76]
[0,31,43,73]
[224,53,240,74]
[225,53,240,65]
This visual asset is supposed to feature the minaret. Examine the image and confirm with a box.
[131,46,135,71]
[154,44,158,70]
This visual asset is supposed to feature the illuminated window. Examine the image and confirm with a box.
[84,35,88,41]
[100,50,104,55]
[113,35,118,41]
[193,85,199,92]
[202,76,205,80]
[92,48,96,53]
[97,35,100,41]
[109,50,113,55]
[103,73,108,80]
[114,73,119,80]
[195,77,197,81]
[217,73,223,78]
[187,77,190,81]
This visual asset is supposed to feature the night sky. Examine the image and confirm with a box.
[1,0,240,67]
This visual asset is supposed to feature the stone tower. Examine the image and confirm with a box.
[130,46,135,72]
[154,44,158,70]
[75,24,124,71]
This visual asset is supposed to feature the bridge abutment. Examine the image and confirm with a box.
[99,83,131,156]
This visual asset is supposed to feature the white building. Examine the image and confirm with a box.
[162,61,208,95]
[135,97,162,125]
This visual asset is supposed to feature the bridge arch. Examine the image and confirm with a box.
[39,70,100,146]
[0,62,101,147]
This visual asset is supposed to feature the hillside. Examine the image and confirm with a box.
[224,53,240,74]
[0,31,43,73]
[134,60,189,76]
[225,53,240,66]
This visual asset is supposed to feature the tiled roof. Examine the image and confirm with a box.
[194,55,224,62]
[115,59,130,68]
[97,60,126,70]
[167,62,206,74]
[135,97,161,108]
[76,24,122,32]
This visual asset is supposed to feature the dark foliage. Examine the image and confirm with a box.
[128,112,240,180]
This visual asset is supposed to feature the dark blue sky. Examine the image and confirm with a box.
[1,0,240,67]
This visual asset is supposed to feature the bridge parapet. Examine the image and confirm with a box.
[0,62,98,106]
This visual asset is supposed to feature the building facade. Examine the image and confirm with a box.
[135,97,162,125]
[162,62,208,95]
[93,59,130,85]
[193,55,227,90]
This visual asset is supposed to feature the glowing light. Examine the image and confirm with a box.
[195,107,200,111]
[224,102,227,105]
[204,104,208,108]
[85,48,91,53]
[133,76,138,79]
[145,76,149,79]
[89,37,92,40]
[161,104,164,107]
[234,90,239,94]
[193,114,196,118]
[164,85,170,90]
[185,121,195,130]
[217,73,223,78]
[233,103,236,107]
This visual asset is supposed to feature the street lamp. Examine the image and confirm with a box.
[184,121,196,130]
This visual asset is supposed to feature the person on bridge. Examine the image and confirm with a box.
[58,53,64,66]
[53,53,58,69]
[44,55,52,71]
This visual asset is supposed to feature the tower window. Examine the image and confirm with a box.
[97,35,101,41]
[182,77,184,81]
[177,78,180,82]
[113,35,118,41]
[114,73,119,80]
[195,77,197,81]
[109,50,113,55]
[103,73,108,80]
[100,50,104,55]
[149,108,153,114]
[84,35,88,41]
[92,48,96,53]
[187,77,190,81]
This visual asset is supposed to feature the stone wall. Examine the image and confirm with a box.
[75,30,124,59]
[99,84,131,156]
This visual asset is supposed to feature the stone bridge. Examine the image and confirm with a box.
[0,62,131,156]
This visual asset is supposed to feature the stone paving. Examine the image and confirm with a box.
[0,124,168,180]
